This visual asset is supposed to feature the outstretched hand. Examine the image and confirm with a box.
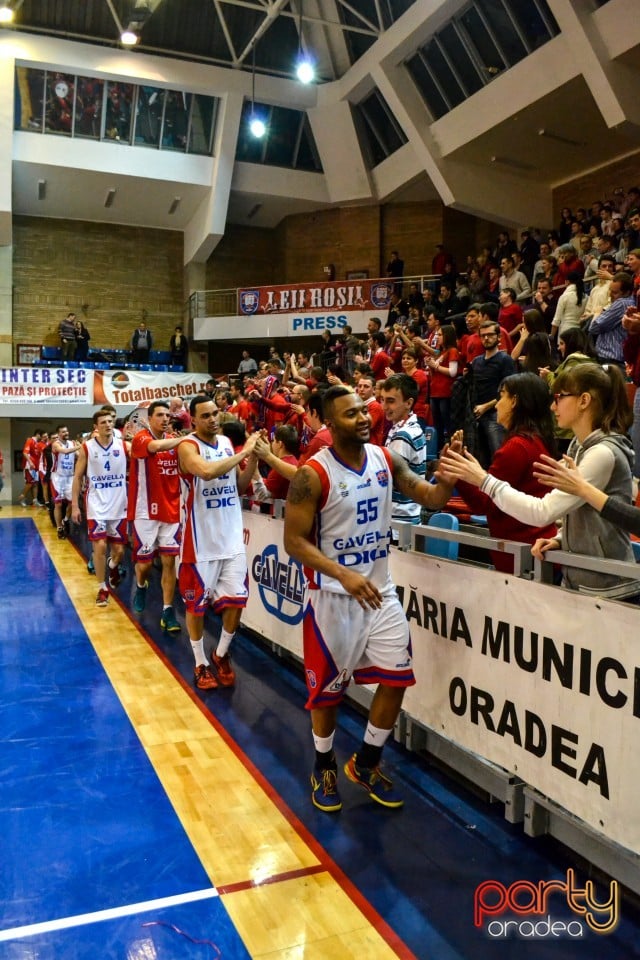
[533,454,582,494]
[437,447,488,487]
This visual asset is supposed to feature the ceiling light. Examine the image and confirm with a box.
[37,179,46,200]
[249,117,266,138]
[248,42,267,139]
[104,188,117,208]
[120,29,139,46]
[0,5,14,24]
[537,128,584,148]
[295,0,315,84]
[296,58,315,84]
[168,197,181,215]
[490,155,536,171]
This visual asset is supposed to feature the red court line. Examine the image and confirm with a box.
[63,534,418,960]
[217,862,327,895]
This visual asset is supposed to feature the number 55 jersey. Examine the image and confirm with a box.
[304,444,395,595]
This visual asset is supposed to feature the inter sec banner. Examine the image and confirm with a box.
[237,277,393,317]
[0,367,93,403]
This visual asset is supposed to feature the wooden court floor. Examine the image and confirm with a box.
[2,506,640,960]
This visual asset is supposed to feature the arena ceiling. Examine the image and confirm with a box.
[11,0,411,82]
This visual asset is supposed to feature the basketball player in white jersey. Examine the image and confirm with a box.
[178,395,263,690]
[284,385,457,813]
[50,425,80,538]
[71,410,130,606]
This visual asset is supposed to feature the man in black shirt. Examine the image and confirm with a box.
[471,321,516,467]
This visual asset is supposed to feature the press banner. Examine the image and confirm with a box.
[0,367,93,403]
[241,510,640,858]
[393,549,640,857]
[93,370,212,406]
[194,309,381,341]
[237,278,393,316]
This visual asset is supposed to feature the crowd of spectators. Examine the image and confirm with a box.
[187,184,640,599]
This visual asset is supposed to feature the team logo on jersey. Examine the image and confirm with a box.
[112,449,121,457]
[110,371,130,389]
[240,290,260,315]
[338,481,349,498]
[306,669,317,689]
[376,469,389,487]
[370,282,393,309]
[251,544,305,625]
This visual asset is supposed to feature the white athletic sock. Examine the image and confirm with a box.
[216,628,235,658]
[191,638,208,667]
[108,557,118,570]
[363,723,392,748]
[163,604,171,612]
[312,732,335,755]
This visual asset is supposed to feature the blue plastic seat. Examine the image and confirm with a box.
[63,361,79,368]
[423,427,438,461]
[42,346,62,360]
[425,512,459,560]
[632,541,640,563]
[138,364,153,371]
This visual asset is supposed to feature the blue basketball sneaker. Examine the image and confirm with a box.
[310,766,342,813]
[344,754,403,808]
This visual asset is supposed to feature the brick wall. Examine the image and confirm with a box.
[13,217,184,355]
[552,150,640,220]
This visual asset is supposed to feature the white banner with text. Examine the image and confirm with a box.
[241,510,640,857]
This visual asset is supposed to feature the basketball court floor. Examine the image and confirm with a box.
[2,508,640,959]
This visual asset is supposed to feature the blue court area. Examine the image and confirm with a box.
[0,518,250,960]
[131,556,640,960]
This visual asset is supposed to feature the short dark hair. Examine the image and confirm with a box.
[274,424,299,455]
[322,385,353,420]
[189,394,213,416]
[372,331,386,348]
[368,317,382,330]
[148,400,170,417]
[382,373,418,406]
[221,419,246,447]
[307,392,325,421]
[480,302,499,323]
[612,272,634,295]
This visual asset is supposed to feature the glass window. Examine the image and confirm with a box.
[422,39,465,109]
[474,0,527,64]
[508,0,559,50]
[74,76,104,139]
[134,86,165,147]
[294,116,323,172]
[459,7,505,76]
[162,90,190,151]
[15,67,45,132]
[264,106,301,167]
[104,81,134,143]
[45,72,75,135]
[354,89,407,167]
[189,95,216,155]
[437,24,483,97]
[406,54,449,120]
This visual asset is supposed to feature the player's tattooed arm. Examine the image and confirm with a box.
[390,451,454,510]
[287,467,315,505]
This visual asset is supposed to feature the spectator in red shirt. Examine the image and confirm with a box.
[498,287,524,337]
[298,392,332,465]
[369,331,392,381]
[554,244,585,289]
[356,376,385,445]
[250,425,299,504]
[400,348,430,428]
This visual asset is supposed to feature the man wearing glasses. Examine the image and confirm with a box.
[471,321,516,467]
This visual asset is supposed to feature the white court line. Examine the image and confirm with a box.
[0,887,219,942]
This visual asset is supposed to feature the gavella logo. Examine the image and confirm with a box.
[474,869,619,940]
